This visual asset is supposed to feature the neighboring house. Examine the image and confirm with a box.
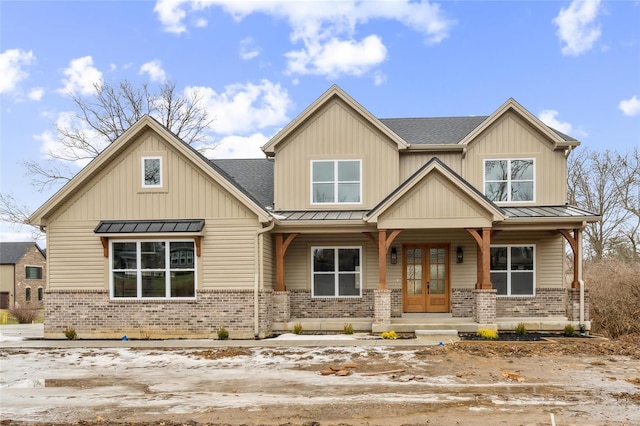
[28,85,599,339]
[0,242,47,310]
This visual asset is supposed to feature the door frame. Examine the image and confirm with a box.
[402,244,451,313]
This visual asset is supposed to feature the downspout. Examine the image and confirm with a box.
[577,222,585,326]
[254,220,275,338]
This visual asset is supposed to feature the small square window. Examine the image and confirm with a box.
[142,157,162,187]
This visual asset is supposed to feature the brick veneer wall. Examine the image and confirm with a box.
[44,289,273,339]
[473,289,497,323]
[14,245,46,309]
[287,289,403,319]
[451,288,474,317]
[566,289,590,322]
[495,288,566,317]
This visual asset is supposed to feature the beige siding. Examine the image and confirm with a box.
[464,112,568,205]
[0,264,15,293]
[378,172,492,229]
[262,233,275,290]
[399,152,461,182]
[51,129,255,223]
[274,99,399,210]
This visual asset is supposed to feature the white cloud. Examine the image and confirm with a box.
[373,70,387,86]
[240,37,261,60]
[553,0,602,56]
[0,49,35,94]
[139,59,167,83]
[28,87,44,101]
[187,80,292,135]
[153,0,453,78]
[206,133,270,159]
[618,95,640,117]
[538,109,574,135]
[58,56,103,96]
[193,17,208,28]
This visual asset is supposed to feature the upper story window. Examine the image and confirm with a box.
[484,159,534,202]
[25,266,42,280]
[311,160,361,204]
[142,157,162,188]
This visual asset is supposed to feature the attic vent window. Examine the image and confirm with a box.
[142,157,162,188]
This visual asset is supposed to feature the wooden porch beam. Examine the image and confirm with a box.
[465,228,492,290]
[275,233,299,292]
[100,237,108,258]
[559,229,580,289]
[385,229,403,251]
[376,229,403,290]
[362,232,378,247]
[194,236,202,257]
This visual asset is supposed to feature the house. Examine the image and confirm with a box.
[0,242,47,310]
[28,85,599,339]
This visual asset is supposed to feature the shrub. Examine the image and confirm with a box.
[515,322,527,336]
[381,330,398,339]
[8,306,38,324]
[477,328,499,340]
[586,259,640,338]
[563,324,576,337]
[292,322,303,335]
[64,327,77,340]
[217,326,229,340]
[343,323,354,335]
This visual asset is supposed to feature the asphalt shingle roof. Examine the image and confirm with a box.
[380,116,489,145]
[209,159,274,209]
[0,242,43,264]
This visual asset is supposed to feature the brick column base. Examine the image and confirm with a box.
[566,288,589,322]
[374,289,392,326]
[272,291,290,323]
[473,289,497,324]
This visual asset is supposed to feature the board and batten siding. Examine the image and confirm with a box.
[273,98,400,210]
[463,112,568,205]
[399,152,461,182]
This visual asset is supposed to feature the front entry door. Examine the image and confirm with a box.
[403,244,450,313]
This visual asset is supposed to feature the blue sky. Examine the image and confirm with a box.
[1,0,639,243]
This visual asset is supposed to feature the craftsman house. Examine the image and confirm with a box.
[28,85,599,339]
[0,242,47,310]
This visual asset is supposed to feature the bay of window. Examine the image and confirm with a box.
[312,247,361,297]
[311,160,361,204]
[490,245,535,296]
[111,240,196,299]
[484,159,534,202]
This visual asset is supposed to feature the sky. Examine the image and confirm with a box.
[1,0,639,244]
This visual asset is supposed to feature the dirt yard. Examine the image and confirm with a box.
[1,335,639,426]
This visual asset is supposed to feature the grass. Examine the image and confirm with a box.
[0,308,44,325]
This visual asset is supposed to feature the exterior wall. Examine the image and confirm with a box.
[399,152,461,181]
[44,289,273,339]
[0,265,15,308]
[463,111,568,206]
[14,246,47,309]
[288,289,402,319]
[262,233,275,290]
[273,98,400,210]
[496,288,566,317]
[452,288,474,317]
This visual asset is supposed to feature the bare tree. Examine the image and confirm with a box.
[1,79,215,228]
[611,147,640,261]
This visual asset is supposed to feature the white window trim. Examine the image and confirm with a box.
[310,159,362,205]
[490,244,536,297]
[483,158,535,204]
[311,246,362,298]
[109,239,197,300]
[142,156,163,188]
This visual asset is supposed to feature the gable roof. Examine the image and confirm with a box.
[28,115,272,226]
[209,159,274,210]
[0,242,45,264]
[380,116,489,145]
[262,84,409,155]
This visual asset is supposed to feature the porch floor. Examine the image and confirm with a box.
[272,316,588,334]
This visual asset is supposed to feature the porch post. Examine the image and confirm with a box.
[275,233,299,292]
[378,230,388,290]
[371,229,402,331]
[559,229,580,289]
[465,227,493,289]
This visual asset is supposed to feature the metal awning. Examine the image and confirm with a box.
[272,210,367,221]
[94,219,205,234]
[502,205,599,220]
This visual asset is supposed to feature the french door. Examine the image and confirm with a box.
[403,244,450,313]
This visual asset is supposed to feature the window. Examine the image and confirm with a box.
[25,266,42,279]
[484,159,534,202]
[311,160,361,204]
[38,287,43,301]
[142,157,162,187]
[490,245,535,296]
[312,247,361,297]
[111,240,196,299]
[25,287,31,302]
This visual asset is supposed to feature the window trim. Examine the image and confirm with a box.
[109,239,197,300]
[25,265,43,280]
[311,246,362,298]
[490,244,536,297]
[37,287,43,301]
[25,286,31,302]
[141,156,163,188]
[483,158,535,203]
[310,159,362,205]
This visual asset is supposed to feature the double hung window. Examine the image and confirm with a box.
[111,240,196,299]
[484,159,534,202]
[311,160,361,204]
[490,245,535,296]
[312,247,361,297]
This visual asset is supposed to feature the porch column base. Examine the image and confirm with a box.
[566,288,589,322]
[272,291,290,323]
[473,289,497,323]
[373,289,392,330]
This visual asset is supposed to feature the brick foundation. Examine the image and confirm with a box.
[272,291,290,322]
[289,289,375,318]
[44,289,273,339]
[473,289,497,323]
[374,289,392,325]
[496,288,566,317]
[452,288,474,317]
[566,288,589,322]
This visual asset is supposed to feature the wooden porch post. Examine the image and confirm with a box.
[465,227,493,289]
[559,229,581,289]
[275,233,299,292]
[365,230,402,290]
